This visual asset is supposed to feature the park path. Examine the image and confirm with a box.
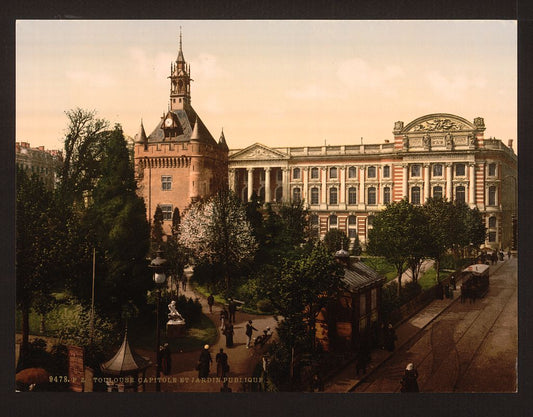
[139,266,278,392]
[387,259,435,288]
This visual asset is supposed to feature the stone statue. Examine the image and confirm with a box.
[423,133,431,148]
[468,133,476,146]
[168,300,184,322]
[445,132,453,148]
[403,135,409,150]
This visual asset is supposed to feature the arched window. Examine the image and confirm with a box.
[329,214,338,228]
[348,166,357,178]
[488,186,496,206]
[383,165,391,178]
[292,187,301,203]
[455,186,466,203]
[367,166,376,178]
[433,186,443,199]
[348,215,357,226]
[311,167,319,179]
[488,216,497,228]
[383,187,391,204]
[310,187,319,205]
[329,187,338,205]
[293,168,300,180]
[348,187,357,205]
[433,164,443,177]
[411,186,421,205]
[329,167,338,179]
[367,187,377,205]
[455,164,466,176]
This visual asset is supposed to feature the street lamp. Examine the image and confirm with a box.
[149,248,167,392]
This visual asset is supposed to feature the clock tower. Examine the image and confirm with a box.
[169,28,191,111]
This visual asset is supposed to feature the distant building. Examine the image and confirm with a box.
[15,141,63,189]
[133,32,228,232]
[134,36,517,251]
[229,115,517,250]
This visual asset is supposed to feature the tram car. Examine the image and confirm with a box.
[460,264,490,302]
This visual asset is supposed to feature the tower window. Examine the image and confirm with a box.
[160,204,173,221]
[162,175,172,191]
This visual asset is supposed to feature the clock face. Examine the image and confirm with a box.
[165,118,173,127]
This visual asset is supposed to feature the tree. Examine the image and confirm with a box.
[323,229,350,254]
[16,167,56,366]
[151,205,164,254]
[179,190,258,292]
[59,108,109,204]
[351,233,362,256]
[83,125,150,318]
[165,207,187,298]
[367,199,426,296]
[265,243,344,386]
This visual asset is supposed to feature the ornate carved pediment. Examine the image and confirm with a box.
[402,113,477,134]
[229,143,289,161]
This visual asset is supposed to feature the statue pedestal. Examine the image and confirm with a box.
[166,320,186,338]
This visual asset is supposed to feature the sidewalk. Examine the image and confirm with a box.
[323,258,509,393]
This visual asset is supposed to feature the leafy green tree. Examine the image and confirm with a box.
[164,207,187,298]
[367,199,424,296]
[83,125,150,318]
[405,204,430,283]
[59,108,109,204]
[323,229,350,254]
[351,233,362,256]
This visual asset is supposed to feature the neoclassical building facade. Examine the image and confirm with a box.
[228,114,517,250]
[134,37,517,250]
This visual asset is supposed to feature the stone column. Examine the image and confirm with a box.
[264,167,271,203]
[340,166,346,204]
[469,163,476,205]
[302,167,308,204]
[247,167,254,201]
[378,166,382,203]
[228,168,236,192]
[282,167,289,203]
[402,164,408,199]
[359,166,366,204]
[321,167,327,205]
[423,164,430,202]
[446,163,453,200]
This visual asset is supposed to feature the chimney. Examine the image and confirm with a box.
[507,139,513,149]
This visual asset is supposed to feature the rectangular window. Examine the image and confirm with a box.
[383,187,391,204]
[433,164,443,177]
[367,187,377,205]
[411,165,421,177]
[455,164,466,176]
[488,231,496,242]
[348,166,357,178]
[488,163,497,176]
[383,166,390,178]
[329,167,338,179]
[160,204,173,221]
[367,166,376,178]
[348,187,357,205]
[311,187,319,205]
[348,228,357,238]
[311,167,319,179]
[162,176,172,190]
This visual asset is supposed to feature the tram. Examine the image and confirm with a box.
[460,264,490,302]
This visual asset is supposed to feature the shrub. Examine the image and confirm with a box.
[256,299,274,313]
[175,295,203,326]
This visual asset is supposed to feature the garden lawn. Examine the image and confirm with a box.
[361,256,402,282]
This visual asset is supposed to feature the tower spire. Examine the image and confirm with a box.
[170,27,190,110]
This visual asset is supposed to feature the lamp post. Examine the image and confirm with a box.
[149,248,167,392]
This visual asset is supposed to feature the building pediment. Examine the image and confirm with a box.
[229,143,289,161]
[402,113,478,134]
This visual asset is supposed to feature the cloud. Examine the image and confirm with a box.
[425,71,487,100]
[190,53,228,81]
[128,47,172,81]
[65,70,115,88]
[286,84,336,100]
[336,58,404,97]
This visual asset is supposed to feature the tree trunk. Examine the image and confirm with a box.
[397,267,403,297]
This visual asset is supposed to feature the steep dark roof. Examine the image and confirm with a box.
[147,106,217,146]
[341,260,386,292]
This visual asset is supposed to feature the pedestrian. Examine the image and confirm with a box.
[384,323,397,352]
[216,348,229,378]
[181,275,187,291]
[220,308,228,332]
[499,250,504,261]
[400,363,419,392]
[207,294,214,314]
[224,322,234,348]
[245,320,258,348]
[450,274,456,291]
[197,344,212,379]
[220,380,232,392]
[507,249,512,259]
[161,343,171,375]
[228,298,237,323]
